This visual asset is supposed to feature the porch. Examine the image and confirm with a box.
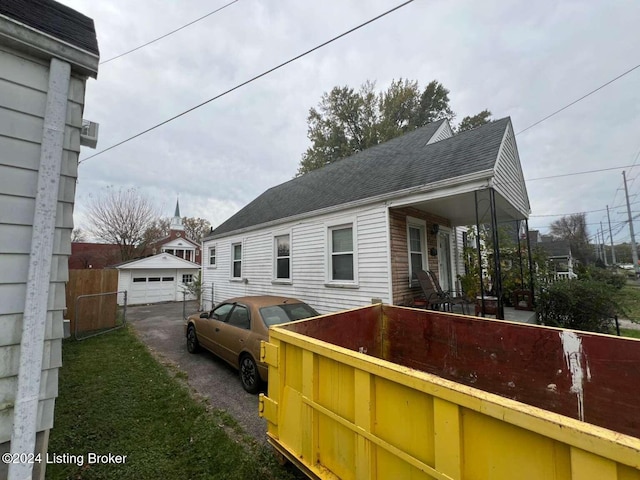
[388,184,533,321]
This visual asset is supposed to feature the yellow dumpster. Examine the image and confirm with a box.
[259,304,640,479]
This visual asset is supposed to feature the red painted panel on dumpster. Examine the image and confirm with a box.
[283,304,640,439]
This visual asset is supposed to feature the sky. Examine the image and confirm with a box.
[59,0,640,246]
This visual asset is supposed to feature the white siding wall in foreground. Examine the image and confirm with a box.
[203,204,391,314]
[0,46,84,442]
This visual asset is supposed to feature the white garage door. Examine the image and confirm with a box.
[129,270,176,304]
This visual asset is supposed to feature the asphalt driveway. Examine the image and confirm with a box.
[126,301,268,444]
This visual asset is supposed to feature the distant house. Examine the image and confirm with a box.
[201,117,530,314]
[539,239,577,279]
[0,0,99,478]
[69,242,122,269]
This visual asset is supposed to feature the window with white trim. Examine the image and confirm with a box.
[274,234,290,280]
[232,243,242,279]
[330,225,354,281]
[182,274,193,284]
[209,246,216,266]
[407,221,426,284]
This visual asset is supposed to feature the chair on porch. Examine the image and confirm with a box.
[417,270,470,315]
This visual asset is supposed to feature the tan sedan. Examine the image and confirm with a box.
[185,296,318,393]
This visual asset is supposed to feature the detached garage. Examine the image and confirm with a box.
[115,253,200,305]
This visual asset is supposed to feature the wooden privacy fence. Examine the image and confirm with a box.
[65,269,118,334]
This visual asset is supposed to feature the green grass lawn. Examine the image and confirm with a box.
[47,327,299,480]
[615,284,640,322]
[620,328,640,339]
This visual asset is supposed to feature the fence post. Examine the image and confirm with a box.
[211,283,215,308]
[183,291,186,320]
[123,291,128,326]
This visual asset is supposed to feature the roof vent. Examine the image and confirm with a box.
[80,119,99,149]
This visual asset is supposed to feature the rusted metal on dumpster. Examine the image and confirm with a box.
[260,304,640,479]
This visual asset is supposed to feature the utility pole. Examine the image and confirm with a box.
[623,170,639,277]
[607,205,616,265]
[600,222,608,265]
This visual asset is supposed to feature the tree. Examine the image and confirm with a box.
[183,217,211,244]
[549,213,591,265]
[86,187,159,261]
[298,78,464,175]
[142,217,171,250]
[71,228,87,242]
[457,109,492,133]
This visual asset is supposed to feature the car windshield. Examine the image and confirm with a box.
[259,303,318,327]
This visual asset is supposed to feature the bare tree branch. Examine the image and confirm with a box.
[86,187,159,261]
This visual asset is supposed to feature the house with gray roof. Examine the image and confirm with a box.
[0,1,98,478]
[202,117,530,314]
[539,239,577,279]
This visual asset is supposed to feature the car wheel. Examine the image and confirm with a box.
[186,325,200,353]
[239,354,261,394]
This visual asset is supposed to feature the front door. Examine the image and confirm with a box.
[438,230,453,292]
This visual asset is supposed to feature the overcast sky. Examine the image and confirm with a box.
[59,0,640,245]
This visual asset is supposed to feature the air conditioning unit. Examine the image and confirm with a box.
[80,119,99,149]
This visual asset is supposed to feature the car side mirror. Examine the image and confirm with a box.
[199,312,209,319]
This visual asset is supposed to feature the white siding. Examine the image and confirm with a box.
[427,121,454,144]
[453,226,467,291]
[202,205,390,314]
[493,124,530,217]
[0,45,84,442]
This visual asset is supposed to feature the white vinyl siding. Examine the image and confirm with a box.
[201,205,390,314]
[493,123,530,217]
[0,46,85,443]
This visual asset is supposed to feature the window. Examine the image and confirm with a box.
[182,274,193,284]
[209,246,216,266]
[232,243,242,278]
[260,303,319,327]
[148,277,161,282]
[274,234,290,280]
[407,221,426,283]
[227,305,250,329]
[330,225,354,281]
[132,277,146,283]
[211,303,234,322]
[162,277,174,282]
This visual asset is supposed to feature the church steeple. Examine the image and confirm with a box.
[170,198,184,231]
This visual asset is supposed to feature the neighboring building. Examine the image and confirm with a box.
[202,118,530,314]
[114,253,200,305]
[68,199,202,269]
[146,199,202,264]
[539,239,577,279]
[69,242,121,269]
[0,1,99,478]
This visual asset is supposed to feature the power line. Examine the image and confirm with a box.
[100,0,240,65]
[80,0,414,164]
[526,164,640,182]
[529,200,640,218]
[515,62,640,136]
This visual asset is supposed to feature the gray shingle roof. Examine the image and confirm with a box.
[539,240,571,258]
[209,118,511,238]
[0,0,99,55]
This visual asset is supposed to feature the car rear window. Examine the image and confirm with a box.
[259,303,318,327]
